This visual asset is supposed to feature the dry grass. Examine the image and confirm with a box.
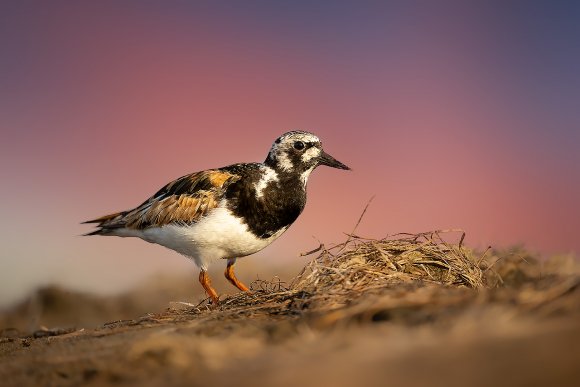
[168,228,578,330]
[295,229,484,290]
[174,229,488,319]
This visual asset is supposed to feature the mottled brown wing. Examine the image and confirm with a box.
[85,170,240,232]
[123,190,219,229]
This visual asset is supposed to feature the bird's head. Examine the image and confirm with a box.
[265,131,350,179]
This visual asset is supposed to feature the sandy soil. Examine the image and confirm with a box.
[1,242,579,387]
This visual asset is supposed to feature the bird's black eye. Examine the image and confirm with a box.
[293,141,305,150]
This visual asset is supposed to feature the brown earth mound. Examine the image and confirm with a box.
[1,231,579,387]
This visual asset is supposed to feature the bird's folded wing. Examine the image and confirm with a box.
[92,170,240,230]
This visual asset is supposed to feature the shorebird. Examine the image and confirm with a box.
[83,130,350,304]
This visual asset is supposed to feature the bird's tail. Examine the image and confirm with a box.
[82,211,127,236]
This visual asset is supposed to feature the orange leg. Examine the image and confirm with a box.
[199,270,220,305]
[224,259,250,292]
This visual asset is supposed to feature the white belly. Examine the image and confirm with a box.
[134,207,286,270]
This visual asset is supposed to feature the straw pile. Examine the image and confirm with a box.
[178,229,487,318]
[296,230,484,289]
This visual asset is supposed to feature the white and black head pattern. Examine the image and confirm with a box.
[265,131,349,178]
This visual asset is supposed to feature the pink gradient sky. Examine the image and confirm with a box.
[1,2,579,307]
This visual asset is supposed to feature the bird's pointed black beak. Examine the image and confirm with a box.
[318,150,350,170]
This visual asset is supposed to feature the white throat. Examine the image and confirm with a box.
[300,166,315,186]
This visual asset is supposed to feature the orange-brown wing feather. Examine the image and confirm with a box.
[123,190,219,228]
[85,170,240,232]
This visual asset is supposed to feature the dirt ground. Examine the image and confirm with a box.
[1,234,579,387]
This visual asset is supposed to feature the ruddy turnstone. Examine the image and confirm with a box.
[83,130,349,304]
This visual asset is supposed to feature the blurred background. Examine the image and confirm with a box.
[1,1,579,310]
